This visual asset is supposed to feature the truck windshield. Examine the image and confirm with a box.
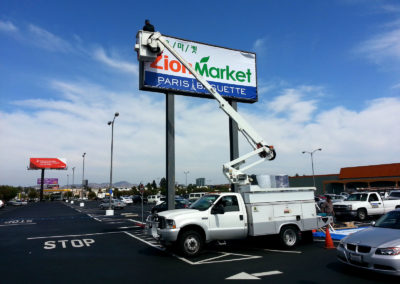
[346,194,368,201]
[189,195,219,211]
[375,211,400,229]
[389,192,400,198]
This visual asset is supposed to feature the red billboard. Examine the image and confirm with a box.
[29,158,67,169]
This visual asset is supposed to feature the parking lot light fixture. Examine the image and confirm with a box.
[302,148,322,189]
[107,112,119,215]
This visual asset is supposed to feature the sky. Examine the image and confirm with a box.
[1,0,400,187]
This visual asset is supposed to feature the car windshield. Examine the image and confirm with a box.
[189,195,218,211]
[375,211,400,229]
[346,194,368,201]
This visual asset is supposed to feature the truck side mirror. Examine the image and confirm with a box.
[212,204,225,215]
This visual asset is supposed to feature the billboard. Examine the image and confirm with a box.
[29,158,67,169]
[139,34,257,103]
[37,178,58,185]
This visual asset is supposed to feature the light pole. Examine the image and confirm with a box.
[72,167,75,188]
[82,153,86,199]
[302,148,322,189]
[108,112,119,212]
[184,171,190,187]
[67,174,69,189]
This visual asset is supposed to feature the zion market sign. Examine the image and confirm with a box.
[139,35,258,103]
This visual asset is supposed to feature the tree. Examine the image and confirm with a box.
[28,189,39,200]
[151,180,157,189]
[88,191,96,200]
[0,185,19,201]
[65,191,73,199]
[159,178,167,190]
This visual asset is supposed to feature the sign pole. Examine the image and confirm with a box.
[166,93,175,210]
[229,100,239,192]
[40,169,45,201]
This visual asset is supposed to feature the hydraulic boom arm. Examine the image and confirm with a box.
[135,31,276,185]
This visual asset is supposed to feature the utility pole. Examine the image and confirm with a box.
[302,148,322,189]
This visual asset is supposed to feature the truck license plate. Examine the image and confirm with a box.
[349,253,362,263]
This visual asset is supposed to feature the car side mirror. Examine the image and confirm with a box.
[212,204,225,215]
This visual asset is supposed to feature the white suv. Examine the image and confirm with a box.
[0,200,4,208]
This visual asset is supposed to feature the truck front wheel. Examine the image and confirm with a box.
[357,208,367,221]
[178,230,203,257]
[280,226,299,248]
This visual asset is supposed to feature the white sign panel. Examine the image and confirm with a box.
[140,35,258,103]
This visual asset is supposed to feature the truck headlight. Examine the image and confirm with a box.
[166,219,176,229]
[375,247,400,256]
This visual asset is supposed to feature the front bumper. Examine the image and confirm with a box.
[337,243,400,275]
[145,215,180,243]
[334,210,358,217]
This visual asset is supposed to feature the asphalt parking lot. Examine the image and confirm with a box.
[0,201,397,283]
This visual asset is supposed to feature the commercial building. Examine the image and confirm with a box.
[290,163,400,195]
[196,178,206,187]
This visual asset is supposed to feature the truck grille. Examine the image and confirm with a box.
[333,205,349,212]
[155,216,166,229]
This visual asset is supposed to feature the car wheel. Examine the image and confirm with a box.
[279,226,299,248]
[357,208,367,221]
[178,230,203,257]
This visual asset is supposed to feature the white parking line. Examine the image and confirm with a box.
[123,231,165,251]
[264,249,302,254]
[27,231,122,240]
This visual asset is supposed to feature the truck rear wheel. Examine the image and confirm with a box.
[357,208,367,221]
[280,226,299,248]
[178,230,203,257]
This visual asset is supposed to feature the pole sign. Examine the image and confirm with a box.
[37,178,59,185]
[29,158,67,170]
[139,34,258,103]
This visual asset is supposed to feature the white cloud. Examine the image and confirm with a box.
[93,47,138,75]
[1,79,399,187]
[0,20,18,33]
[27,24,74,53]
[252,37,267,55]
[355,20,400,65]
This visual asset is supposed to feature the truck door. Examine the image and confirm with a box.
[208,195,247,240]
[368,193,383,215]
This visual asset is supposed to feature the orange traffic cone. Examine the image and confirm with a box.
[324,226,335,249]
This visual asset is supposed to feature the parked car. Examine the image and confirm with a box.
[337,209,400,275]
[388,190,400,200]
[151,198,191,214]
[99,199,126,210]
[188,192,207,203]
[0,200,4,208]
[131,195,147,204]
[147,195,165,204]
[120,196,133,204]
[333,192,400,221]
[339,192,350,198]
[8,199,27,206]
